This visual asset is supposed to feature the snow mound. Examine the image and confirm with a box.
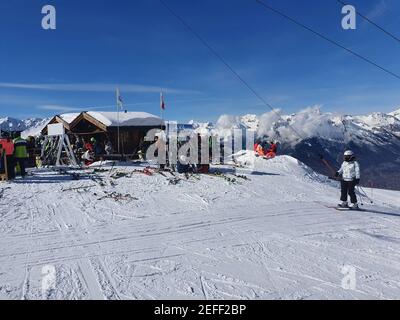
[233,150,329,184]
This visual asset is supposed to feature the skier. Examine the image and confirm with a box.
[335,150,360,209]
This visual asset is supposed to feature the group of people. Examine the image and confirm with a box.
[0,134,31,179]
[254,140,277,159]
[79,137,114,165]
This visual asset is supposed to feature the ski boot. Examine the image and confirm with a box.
[349,203,359,210]
[338,201,349,208]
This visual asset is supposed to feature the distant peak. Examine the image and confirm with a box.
[389,108,400,118]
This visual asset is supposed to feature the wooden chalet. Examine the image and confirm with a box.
[41,113,80,136]
[68,111,164,154]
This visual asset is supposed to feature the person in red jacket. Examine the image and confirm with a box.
[0,138,15,179]
[265,141,277,159]
[84,139,94,153]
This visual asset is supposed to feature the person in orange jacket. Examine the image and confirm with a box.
[253,139,265,156]
[0,137,15,179]
[265,141,277,159]
[256,144,266,156]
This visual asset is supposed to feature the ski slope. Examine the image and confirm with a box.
[0,152,399,300]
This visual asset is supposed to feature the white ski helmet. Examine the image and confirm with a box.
[344,150,354,156]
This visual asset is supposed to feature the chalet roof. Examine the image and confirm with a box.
[59,113,80,124]
[86,111,163,127]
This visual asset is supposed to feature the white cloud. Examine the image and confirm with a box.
[0,82,200,95]
[37,104,117,112]
[366,0,389,20]
[37,105,82,112]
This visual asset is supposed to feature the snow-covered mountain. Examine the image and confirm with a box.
[21,118,51,137]
[0,117,50,137]
[194,107,400,190]
[389,108,400,119]
[0,117,27,132]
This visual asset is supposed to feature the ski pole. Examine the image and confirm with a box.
[358,186,374,204]
[359,186,372,203]
[356,186,364,206]
[368,181,374,203]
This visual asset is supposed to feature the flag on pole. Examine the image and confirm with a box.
[116,88,123,109]
[160,92,165,111]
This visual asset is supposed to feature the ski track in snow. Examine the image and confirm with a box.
[0,153,399,300]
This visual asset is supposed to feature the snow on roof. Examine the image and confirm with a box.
[59,113,80,124]
[87,111,163,127]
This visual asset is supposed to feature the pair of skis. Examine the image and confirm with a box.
[54,167,81,180]
[323,204,366,212]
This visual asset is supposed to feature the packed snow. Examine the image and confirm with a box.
[1,152,399,300]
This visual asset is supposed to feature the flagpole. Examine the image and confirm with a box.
[160,91,164,131]
[116,88,120,155]
[160,91,166,167]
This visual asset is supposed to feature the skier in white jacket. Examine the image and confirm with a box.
[335,150,360,209]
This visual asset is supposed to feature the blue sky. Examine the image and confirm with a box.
[0,0,400,122]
